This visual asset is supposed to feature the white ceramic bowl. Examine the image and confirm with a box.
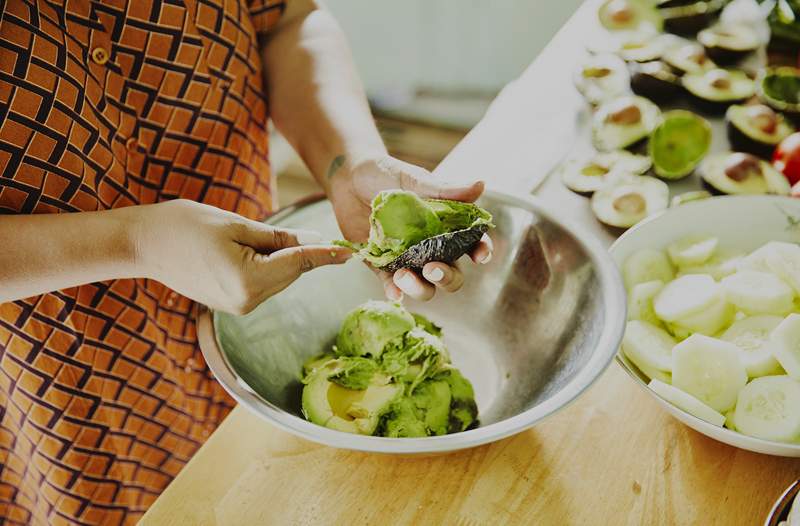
[611,195,800,457]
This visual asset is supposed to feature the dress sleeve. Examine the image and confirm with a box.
[248,0,287,37]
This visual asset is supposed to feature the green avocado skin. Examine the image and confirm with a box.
[302,301,479,438]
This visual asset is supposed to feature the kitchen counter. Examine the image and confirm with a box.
[141,1,800,524]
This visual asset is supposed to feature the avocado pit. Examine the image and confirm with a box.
[607,102,643,125]
[613,191,647,215]
[724,152,761,182]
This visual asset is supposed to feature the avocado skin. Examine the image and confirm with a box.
[629,62,684,103]
[703,46,753,67]
[380,224,488,273]
[687,93,746,115]
[726,122,779,159]
[660,0,723,35]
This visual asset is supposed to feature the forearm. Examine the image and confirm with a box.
[0,208,141,303]
[262,1,386,189]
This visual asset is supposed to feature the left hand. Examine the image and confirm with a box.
[328,155,493,301]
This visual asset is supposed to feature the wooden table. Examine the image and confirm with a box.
[141,2,800,524]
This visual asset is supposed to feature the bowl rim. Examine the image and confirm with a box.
[764,478,800,526]
[197,190,628,454]
[610,194,800,455]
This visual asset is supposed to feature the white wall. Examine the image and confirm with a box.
[327,0,585,96]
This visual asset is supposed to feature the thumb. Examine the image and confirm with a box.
[399,168,485,203]
[235,220,324,253]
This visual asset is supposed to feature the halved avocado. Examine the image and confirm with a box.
[726,104,796,158]
[591,174,669,228]
[757,67,800,124]
[700,152,792,195]
[629,60,684,102]
[697,23,761,65]
[662,42,716,75]
[592,95,662,151]
[302,362,402,435]
[615,32,680,62]
[573,54,630,105]
[682,68,756,113]
[671,190,712,206]
[649,110,712,179]
[659,0,725,35]
[599,0,664,31]
[560,150,652,194]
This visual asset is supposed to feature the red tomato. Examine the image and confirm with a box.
[774,132,800,186]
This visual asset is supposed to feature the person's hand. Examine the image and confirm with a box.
[328,155,493,301]
[134,199,351,314]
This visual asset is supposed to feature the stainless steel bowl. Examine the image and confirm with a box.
[197,190,626,454]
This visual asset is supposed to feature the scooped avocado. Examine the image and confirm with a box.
[726,104,796,158]
[682,68,756,113]
[700,152,792,195]
[573,54,630,105]
[697,23,760,65]
[335,300,416,358]
[659,0,725,35]
[591,174,669,228]
[344,190,493,273]
[560,150,652,194]
[302,301,479,438]
[649,110,712,179]
[592,95,662,151]
[662,42,716,75]
[629,60,684,102]
[599,0,663,32]
[757,67,800,124]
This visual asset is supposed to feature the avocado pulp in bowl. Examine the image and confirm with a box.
[339,190,494,273]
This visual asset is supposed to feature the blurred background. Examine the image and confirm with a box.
[274,0,584,206]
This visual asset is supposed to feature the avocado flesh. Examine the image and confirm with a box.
[759,67,800,118]
[649,110,712,179]
[574,54,629,105]
[726,104,795,158]
[683,69,755,103]
[346,190,493,270]
[599,0,664,31]
[590,174,669,228]
[336,300,416,358]
[560,150,651,194]
[663,43,715,74]
[592,96,662,151]
[700,152,792,195]
[301,301,479,438]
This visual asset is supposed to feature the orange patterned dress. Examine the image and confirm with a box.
[0,1,284,523]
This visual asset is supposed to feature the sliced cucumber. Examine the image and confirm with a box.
[627,280,664,326]
[677,252,742,280]
[666,236,719,267]
[720,315,784,378]
[622,320,676,373]
[666,323,692,341]
[738,241,792,274]
[653,274,720,323]
[672,334,747,412]
[721,271,795,316]
[649,379,726,427]
[763,242,800,296]
[622,249,674,290]
[724,409,737,431]
[669,293,734,336]
[770,314,800,381]
[734,375,800,442]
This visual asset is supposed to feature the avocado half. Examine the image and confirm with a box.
[573,54,630,105]
[344,190,493,274]
[629,60,684,103]
[592,95,662,151]
[726,104,796,158]
[591,174,669,228]
[599,0,664,31]
[615,32,680,63]
[757,67,800,124]
[649,110,712,179]
[699,152,792,195]
[682,68,756,113]
[662,42,716,75]
[659,0,725,35]
[697,23,761,65]
[560,150,652,195]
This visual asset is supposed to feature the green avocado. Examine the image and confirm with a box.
[700,152,792,195]
[438,368,479,433]
[335,300,416,358]
[412,312,443,337]
[758,67,800,122]
[649,110,712,179]
[381,379,453,437]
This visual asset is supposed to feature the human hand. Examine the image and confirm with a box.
[328,155,493,301]
[135,199,351,314]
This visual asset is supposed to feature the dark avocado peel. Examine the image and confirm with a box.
[337,190,493,273]
[629,60,684,102]
[301,301,478,437]
[659,0,725,35]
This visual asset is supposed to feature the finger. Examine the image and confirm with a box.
[421,262,464,293]
[266,244,352,286]
[393,268,435,301]
[469,233,494,265]
[236,220,323,253]
[373,267,404,301]
[399,170,485,203]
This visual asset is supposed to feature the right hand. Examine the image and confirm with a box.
[135,199,351,315]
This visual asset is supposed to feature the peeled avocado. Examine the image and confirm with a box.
[592,95,662,151]
[649,110,712,179]
[700,152,792,195]
[336,300,416,358]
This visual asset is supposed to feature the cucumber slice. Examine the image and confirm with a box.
[622,249,675,290]
[724,409,737,431]
[670,293,734,336]
[666,323,692,341]
[770,314,800,381]
[721,271,795,316]
[653,274,720,323]
[622,320,676,373]
[720,315,784,378]
[648,379,726,427]
[627,280,664,326]
[672,334,747,412]
[666,236,719,267]
[734,375,800,442]
[764,242,800,296]
[677,252,742,280]
[738,241,792,273]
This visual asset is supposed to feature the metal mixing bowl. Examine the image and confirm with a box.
[197,191,626,454]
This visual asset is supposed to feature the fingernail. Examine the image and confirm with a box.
[480,252,492,265]
[426,268,445,282]
[395,271,417,293]
[295,230,322,245]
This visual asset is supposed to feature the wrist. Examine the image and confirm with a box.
[117,204,157,280]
